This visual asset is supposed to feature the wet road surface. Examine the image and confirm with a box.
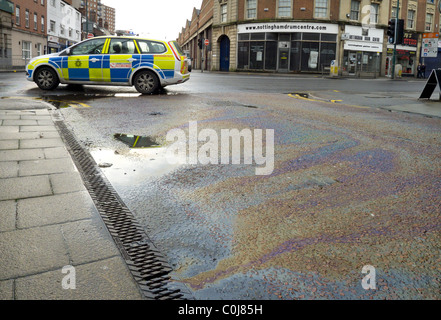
[3,72,440,299]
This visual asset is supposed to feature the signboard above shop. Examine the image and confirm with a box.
[238,22,338,34]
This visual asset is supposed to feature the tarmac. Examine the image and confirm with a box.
[0,99,144,300]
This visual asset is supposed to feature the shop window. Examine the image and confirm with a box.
[320,43,336,69]
[265,42,277,70]
[251,33,265,40]
[321,34,337,42]
[301,42,320,71]
[250,41,265,69]
[303,33,320,41]
[266,33,278,41]
[290,41,301,71]
[279,34,290,41]
[238,42,250,69]
[239,33,250,41]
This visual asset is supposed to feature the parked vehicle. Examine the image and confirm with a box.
[26,36,190,94]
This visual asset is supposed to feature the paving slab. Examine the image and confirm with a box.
[14,256,143,300]
[0,200,16,232]
[20,126,57,132]
[0,175,52,201]
[0,131,59,140]
[20,138,64,149]
[0,161,18,178]
[49,172,86,194]
[19,158,76,176]
[0,148,45,162]
[3,120,38,126]
[0,140,19,150]
[0,126,19,133]
[17,191,95,229]
[0,224,69,280]
[44,147,70,159]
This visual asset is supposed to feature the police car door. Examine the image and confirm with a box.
[104,38,139,83]
[67,37,106,82]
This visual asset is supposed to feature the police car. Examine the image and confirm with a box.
[26,36,190,94]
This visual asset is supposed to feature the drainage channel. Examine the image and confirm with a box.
[53,117,191,300]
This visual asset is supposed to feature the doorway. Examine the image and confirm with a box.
[278,41,290,72]
[219,35,230,72]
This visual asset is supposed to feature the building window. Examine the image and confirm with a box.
[246,0,257,19]
[426,13,433,31]
[315,0,328,18]
[15,6,20,25]
[37,43,42,56]
[69,28,73,38]
[50,20,56,33]
[278,0,292,18]
[370,4,379,24]
[391,7,398,19]
[34,13,38,30]
[41,0,44,5]
[50,0,55,7]
[60,24,65,35]
[221,4,227,23]
[407,10,415,29]
[350,1,360,20]
[41,16,45,32]
[22,41,31,60]
[25,9,29,28]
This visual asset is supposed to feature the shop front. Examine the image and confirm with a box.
[341,26,383,77]
[237,22,338,73]
[48,36,60,54]
[386,32,418,77]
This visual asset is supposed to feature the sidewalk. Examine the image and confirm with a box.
[0,104,144,299]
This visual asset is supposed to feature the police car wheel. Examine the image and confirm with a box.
[35,67,59,90]
[134,70,159,94]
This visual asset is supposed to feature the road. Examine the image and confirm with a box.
[2,72,440,300]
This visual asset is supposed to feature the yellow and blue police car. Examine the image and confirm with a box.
[26,36,190,94]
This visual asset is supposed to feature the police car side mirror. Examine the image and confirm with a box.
[65,48,71,55]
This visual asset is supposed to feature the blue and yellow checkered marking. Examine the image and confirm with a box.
[29,48,177,83]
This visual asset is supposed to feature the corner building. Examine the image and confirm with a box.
[179,0,440,77]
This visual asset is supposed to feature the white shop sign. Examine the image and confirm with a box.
[238,22,338,34]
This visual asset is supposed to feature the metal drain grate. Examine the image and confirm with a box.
[54,119,190,300]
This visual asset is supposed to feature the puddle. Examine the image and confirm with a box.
[114,134,160,148]
[90,148,185,185]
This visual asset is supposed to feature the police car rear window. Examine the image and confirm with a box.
[136,40,167,54]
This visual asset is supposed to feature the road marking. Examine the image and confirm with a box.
[288,93,370,109]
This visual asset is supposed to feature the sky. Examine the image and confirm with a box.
[101,0,204,40]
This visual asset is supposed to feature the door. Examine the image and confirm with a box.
[219,36,230,72]
[103,38,139,83]
[278,41,290,72]
[67,37,106,82]
[348,52,357,75]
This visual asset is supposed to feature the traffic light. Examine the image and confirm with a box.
[387,19,396,44]
[387,19,404,45]
[396,19,404,45]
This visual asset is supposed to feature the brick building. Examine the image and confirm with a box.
[10,0,48,67]
[0,0,13,69]
[179,0,441,77]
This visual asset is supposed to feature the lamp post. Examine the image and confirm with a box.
[391,0,399,79]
